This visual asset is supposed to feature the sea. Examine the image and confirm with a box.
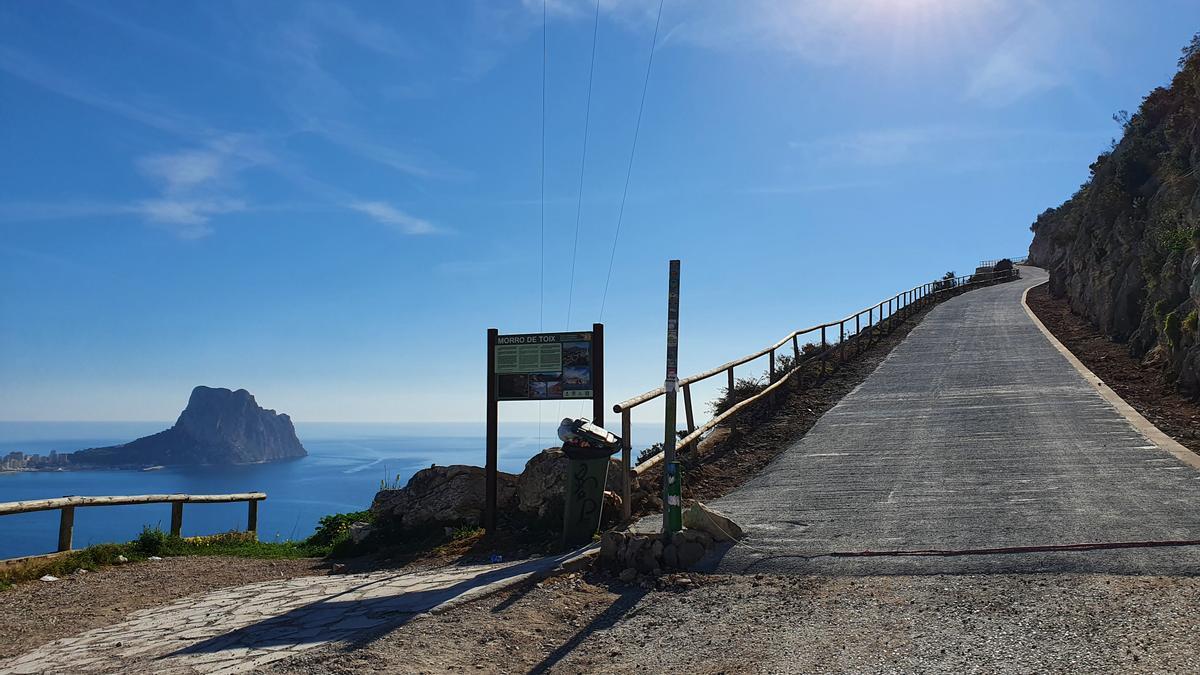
[0,421,660,560]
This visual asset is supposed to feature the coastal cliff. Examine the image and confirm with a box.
[1028,35,1200,396]
[3,387,307,470]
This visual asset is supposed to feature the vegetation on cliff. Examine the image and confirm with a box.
[1029,34,1200,397]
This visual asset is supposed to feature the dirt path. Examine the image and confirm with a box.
[0,556,326,661]
[263,570,1200,673]
[0,554,587,674]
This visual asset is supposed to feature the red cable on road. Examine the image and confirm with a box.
[825,539,1200,558]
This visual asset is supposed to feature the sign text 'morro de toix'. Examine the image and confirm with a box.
[493,331,594,401]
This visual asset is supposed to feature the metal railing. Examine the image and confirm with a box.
[0,492,267,561]
[979,257,1028,268]
[610,267,1021,519]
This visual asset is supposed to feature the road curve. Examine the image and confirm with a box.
[706,267,1200,575]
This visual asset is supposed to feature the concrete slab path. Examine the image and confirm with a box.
[707,267,1200,575]
[0,552,587,674]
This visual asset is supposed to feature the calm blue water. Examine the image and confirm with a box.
[0,421,659,559]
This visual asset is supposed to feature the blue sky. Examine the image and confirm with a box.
[2,0,1198,424]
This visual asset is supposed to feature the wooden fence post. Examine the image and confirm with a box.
[726,367,735,396]
[855,313,861,355]
[621,410,632,521]
[820,326,827,377]
[171,502,184,537]
[682,383,696,434]
[839,321,845,363]
[768,348,777,406]
[247,500,258,539]
[57,506,74,552]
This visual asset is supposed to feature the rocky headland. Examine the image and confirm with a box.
[1,386,307,471]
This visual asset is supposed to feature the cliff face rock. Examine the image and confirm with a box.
[1029,36,1200,397]
[72,386,308,467]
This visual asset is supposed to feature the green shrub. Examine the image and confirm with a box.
[1154,299,1170,319]
[636,430,688,465]
[1164,311,1182,346]
[1184,309,1198,334]
[710,377,767,416]
[135,526,167,556]
[1159,226,1199,253]
[305,510,374,548]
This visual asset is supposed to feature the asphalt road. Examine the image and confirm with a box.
[707,267,1200,575]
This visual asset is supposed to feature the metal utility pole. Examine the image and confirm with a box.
[662,260,682,533]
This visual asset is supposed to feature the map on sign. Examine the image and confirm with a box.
[494,331,593,401]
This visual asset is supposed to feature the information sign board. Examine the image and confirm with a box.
[493,331,594,400]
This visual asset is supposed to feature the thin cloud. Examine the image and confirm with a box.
[739,180,884,195]
[129,135,269,237]
[309,122,468,181]
[0,46,209,138]
[138,150,225,193]
[349,201,444,235]
[789,126,1111,169]
[304,3,420,60]
[964,4,1103,107]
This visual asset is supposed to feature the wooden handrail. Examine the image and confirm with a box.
[0,492,267,559]
[613,268,1016,414]
[0,493,266,515]
[619,266,1019,491]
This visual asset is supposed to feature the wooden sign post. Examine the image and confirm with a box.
[484,324,604,532]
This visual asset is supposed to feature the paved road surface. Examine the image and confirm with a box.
[708,267,1200,575]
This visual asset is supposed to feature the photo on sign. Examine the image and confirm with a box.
[563,366,590,387]
[497,373,529,399]
[529,372,563,399]
[562,341,591,367]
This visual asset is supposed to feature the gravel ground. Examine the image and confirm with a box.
[0,555,326,660]
[263,570,1200,673]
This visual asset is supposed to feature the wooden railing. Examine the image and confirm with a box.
[0,492,267,559]
[611,267,1021,519]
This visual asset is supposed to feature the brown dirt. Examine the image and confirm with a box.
[0,555,327,660]
[265,569,1200,674]
[1026,284,1200,455]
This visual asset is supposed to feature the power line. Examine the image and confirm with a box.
[538,0,547,446]
[598,0,665,321]
[563,0,601,330]
[539,0,547,331]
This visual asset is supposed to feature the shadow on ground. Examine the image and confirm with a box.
[166,554,578,659]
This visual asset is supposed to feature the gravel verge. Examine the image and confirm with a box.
[264,570,1200,673]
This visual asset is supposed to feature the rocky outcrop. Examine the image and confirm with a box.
[515,447,623,520]
[371,465,518,530]
[1029,36,1200,397]
[46,386,307,468]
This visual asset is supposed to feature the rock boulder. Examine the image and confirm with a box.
[516,447,623,520]
[682,502,745,542]
[371,464,518,530]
